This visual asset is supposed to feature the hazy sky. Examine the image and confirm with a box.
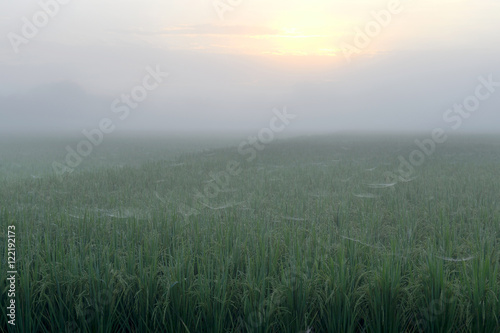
[1,0,499,133]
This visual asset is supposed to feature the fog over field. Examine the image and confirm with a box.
[1,1,500,134]
[1,1,500,332]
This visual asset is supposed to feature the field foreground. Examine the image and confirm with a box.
[1,134,500,332]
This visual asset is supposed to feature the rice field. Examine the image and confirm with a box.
[1,134,500,332]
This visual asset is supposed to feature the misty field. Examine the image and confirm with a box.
[1,134,500,332]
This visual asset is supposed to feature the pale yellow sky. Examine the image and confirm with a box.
[94,0,496,57]
[2,0,499,59]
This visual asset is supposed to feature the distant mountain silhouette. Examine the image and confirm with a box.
[1,81,109,132]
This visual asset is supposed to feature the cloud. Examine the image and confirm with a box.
[110,24,282,37]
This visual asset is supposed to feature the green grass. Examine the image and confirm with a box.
[1,134,500,332]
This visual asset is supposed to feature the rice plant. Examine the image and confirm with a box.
[1,134,499,332]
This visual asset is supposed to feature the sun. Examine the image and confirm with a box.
[263,27,337,56]
[264,11,345,56]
